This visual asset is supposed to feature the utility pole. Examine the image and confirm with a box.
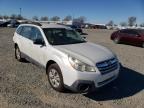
[20,8,22,16]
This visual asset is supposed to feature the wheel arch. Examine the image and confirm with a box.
[14,43,18,48]
[45,59,65,81]
[46,60,56,74]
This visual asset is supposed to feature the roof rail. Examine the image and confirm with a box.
[20,21,42,26]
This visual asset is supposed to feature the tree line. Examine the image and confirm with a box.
[106,16,144,27]
[31,15,86,24]
[0,14,143,27]
[0,14,86,22]
[0,14,25,20]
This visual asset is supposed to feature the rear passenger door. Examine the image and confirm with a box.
[118,30,132,44]
[19,26,33,56]
[126,30,142,45]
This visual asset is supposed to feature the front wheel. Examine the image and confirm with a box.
[47,63,65,92]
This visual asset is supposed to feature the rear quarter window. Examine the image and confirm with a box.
[16,26,23,35]
[20,26,32,39]
[120,30,138,35]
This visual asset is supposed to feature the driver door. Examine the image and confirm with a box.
[29,27,47,66]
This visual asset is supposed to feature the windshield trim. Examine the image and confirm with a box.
[43,28,86,45]
[51,41,87,46]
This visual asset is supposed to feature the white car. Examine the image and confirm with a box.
[13,23,120,93]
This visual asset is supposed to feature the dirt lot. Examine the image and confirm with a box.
[0,28,144,108]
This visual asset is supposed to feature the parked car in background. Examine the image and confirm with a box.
[13,23,120,93]
[111,29,144,48]
[67,25,83,34]
[0,19,20,28]
[0,21,10,27]
[7,19,20,28]
[0,21,4,24]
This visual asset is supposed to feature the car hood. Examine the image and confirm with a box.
[54,42,115,65]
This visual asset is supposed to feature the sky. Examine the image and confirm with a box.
[0,0,144,24]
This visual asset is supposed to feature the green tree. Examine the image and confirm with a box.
[106,20,114,26]
[10,14,17,19]
[73,16,86,26]
[128,16,136,26]
[40,16,48,21]
[50,16,60,21]
[0,15,3,19]
[32,16,39,21]
[120,22,127,27]
[140,23,144,27]
[16,14,23,20]
[3,15,9,19]
[63,15,72,21]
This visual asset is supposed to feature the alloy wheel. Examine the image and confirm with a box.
[49,68,61,88]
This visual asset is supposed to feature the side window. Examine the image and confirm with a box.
[20,26,43,41]
[20,26,32,39]
[129,31,138,36]
[30,27,44,41]
[16,26,23,35]
[120,30,129,34]
[121,30,138,36]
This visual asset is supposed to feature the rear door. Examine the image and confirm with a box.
[127,30,143,45]
[19,26,33,56]
[15,26,23,49]
[119,30,142,45]
[118,30,130,42]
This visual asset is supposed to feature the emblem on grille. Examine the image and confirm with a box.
[107,60,112,65]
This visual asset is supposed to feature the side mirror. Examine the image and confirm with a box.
[33,39,45,45]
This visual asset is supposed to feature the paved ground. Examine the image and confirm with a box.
[0,28,144,108]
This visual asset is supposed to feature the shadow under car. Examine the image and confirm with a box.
[84,66,144,101]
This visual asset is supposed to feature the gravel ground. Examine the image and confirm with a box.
[0,28,144,108]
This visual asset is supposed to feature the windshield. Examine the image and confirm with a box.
[43,28,86,45]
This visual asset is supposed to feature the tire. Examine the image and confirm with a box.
[47,63,65,92]
[142,42,144,48]
[15,46,23,62]
[113,37,120,44]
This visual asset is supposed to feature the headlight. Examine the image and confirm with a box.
[68,56,96,72]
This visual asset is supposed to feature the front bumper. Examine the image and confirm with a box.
[64,64,120,93]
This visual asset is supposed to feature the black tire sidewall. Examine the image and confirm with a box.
[47,63,65,92]
[142,42,144,48]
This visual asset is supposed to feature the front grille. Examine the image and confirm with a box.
[96,58,118,75]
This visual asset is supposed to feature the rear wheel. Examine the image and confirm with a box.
[113,37,120,44]
[47,63,65,92]
[142,42,144,48]
[15,46,23,62]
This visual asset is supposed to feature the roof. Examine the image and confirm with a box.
[41,23,71,29]
[19,22,72,29]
